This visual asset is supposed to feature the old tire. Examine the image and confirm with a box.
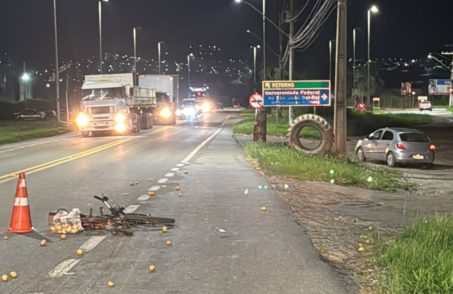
[287,114,333,155]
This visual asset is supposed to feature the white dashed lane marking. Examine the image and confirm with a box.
[124,205,140,213]
[157,178,168,184]
[165,172,175,177]
[148,186,160,192]
[137,194,150,201]
[48,259,80,278]
[80,236,106,252]
[176,163,184,167]
[171,167,180,171]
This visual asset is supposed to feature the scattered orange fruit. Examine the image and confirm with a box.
[60,234,67,240]
[165,240,172,246]
[161,226,169,233]
[76,248,84,256]
[148,265,156,272]
[261,206,267,212]
[40,239,47,247]
[107,281,115,287]
[147,191,156,196]
[1,274,8,282]
[9,272,17,279]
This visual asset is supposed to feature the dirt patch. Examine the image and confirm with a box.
[266,177,453,294]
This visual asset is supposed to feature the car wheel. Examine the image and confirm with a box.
[386,152,397,167]
[356,147,366,162]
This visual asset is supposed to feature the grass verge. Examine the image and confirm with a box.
[245,142,412,191]
[0,120,71,145]
[448,106,453,113]
[377,216,453,293]
[234,110,433,137]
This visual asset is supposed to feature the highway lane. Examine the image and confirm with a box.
[0,112,227,290]
[0,111,350,294]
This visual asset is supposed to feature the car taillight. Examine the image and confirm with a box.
[429,144,436,152]
[396,143,406,150]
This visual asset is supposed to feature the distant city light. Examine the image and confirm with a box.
[20,72,31,81]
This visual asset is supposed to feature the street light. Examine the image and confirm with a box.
[187,53,194,87]
[367,4,379,108]
[235,0,267,80]
[133,26,139,84]
[98,0,109,73]
[428,53,450,70]
[52,0,61,125]
[158,41,164,74]
[352,27,361,103]
[250,45,261,92]
[246,29,279,58]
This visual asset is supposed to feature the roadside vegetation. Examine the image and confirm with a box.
[245,142,412,191]
[234,109,433,137]
[448,105,453,113]
[0,120,71,145]
[377,216,453,293]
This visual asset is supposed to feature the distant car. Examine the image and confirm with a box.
[14,108,44,120]
[355,127,436,167]
[419,100,432,111]
[176,99,200,120]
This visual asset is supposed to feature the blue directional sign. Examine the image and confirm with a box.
[262,80,331,107]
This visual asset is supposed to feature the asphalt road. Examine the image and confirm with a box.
[0,112,350,294]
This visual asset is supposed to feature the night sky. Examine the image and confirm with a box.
[1,0,453,77]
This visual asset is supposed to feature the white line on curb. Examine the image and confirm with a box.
[137,194,150,201]
[48,259,80,278]
[124,205,140,214]
[80,236,106,252]
[157,178,168,184]
[148,186,160,192]
[165,172,175,177]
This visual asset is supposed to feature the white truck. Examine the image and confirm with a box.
[138,74,179,124]
[76,73,156,136]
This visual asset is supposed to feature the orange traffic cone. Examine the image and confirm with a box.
[8,172,33,233]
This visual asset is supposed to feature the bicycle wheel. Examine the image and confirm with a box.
[124,214,175,227]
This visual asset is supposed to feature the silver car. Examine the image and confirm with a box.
[355,128,436,167]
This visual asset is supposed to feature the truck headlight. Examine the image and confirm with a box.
[159,107,172,119]
[76,112,89,128]
[114,122,127,133]
[115,113,127,123]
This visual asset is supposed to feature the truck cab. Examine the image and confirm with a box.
[76,73,154,136]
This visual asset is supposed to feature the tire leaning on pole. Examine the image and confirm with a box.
[287,114,333,155]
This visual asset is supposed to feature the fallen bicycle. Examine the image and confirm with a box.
[48,195,175,236]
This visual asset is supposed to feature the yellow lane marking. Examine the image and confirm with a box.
[0,126,173,184]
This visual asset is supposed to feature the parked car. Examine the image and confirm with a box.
[14,108,44,120]
[355,127,436,167]
[419,100,432,111]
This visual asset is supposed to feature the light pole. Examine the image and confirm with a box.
[20,70,31,108]
[133,26,138,84]
[187,53,194,87]
[352,27,360,103]
[52,0,61,125]
[235,0,266,80]
[367,5,379,108]
[98,0,109,73]
[441,51,453,106]
[158,41,163,74]
[251,45,261,92]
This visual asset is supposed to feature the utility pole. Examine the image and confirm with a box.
[288,0,294,124]
[441,50,453,106]
[53,0,61,126]
[334,0,347,154]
